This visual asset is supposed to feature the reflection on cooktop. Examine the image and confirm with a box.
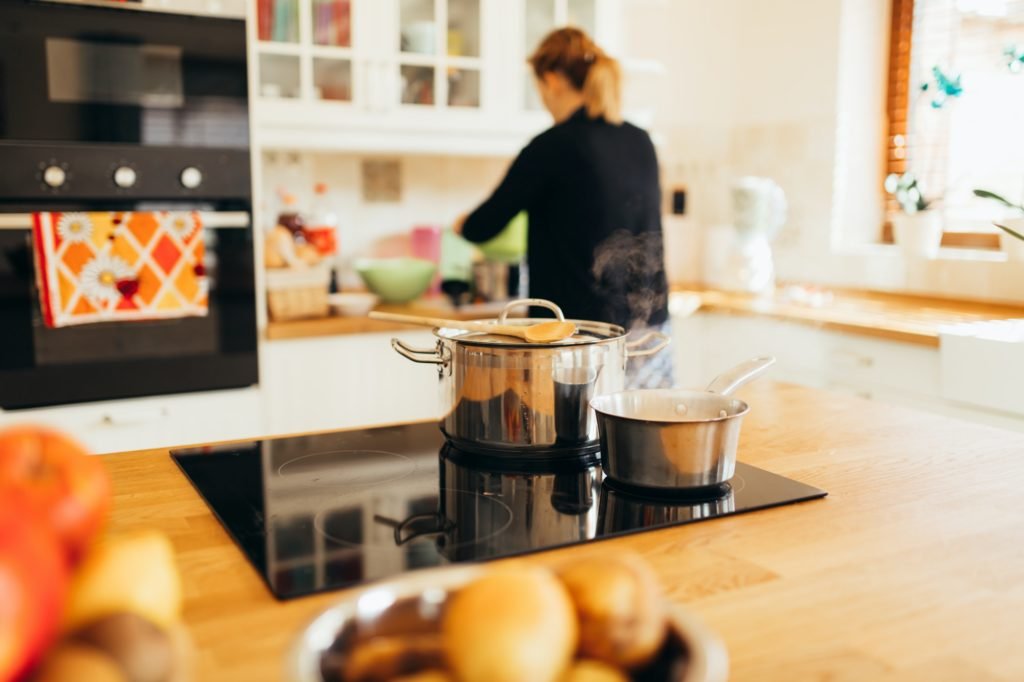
[171,422,826,600]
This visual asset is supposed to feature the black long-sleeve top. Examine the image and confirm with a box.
[462,108,669,330]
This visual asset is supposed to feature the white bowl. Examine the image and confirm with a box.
[328,292,379,317]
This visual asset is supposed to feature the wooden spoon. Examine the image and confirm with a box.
[368,311,577,343]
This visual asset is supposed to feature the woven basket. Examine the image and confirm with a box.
[266,266,330,321]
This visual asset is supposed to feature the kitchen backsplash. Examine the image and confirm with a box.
[260,151,509,266]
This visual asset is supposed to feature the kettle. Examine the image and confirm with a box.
[712,177,787,295]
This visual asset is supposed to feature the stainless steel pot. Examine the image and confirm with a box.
[390,298,670,456]
[471,259,524,302]
[590,357,775,490]
[597,483,736,535]
[391,449,601,561]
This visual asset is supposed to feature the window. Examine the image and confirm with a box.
[886,0,1024,244]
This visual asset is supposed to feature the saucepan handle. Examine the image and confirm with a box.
[705,356,776,396]
[625,331,671,358]
[391,513,452,546]
[391,338,451,366]
[498,298,565,323]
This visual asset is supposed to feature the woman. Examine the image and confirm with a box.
[456,27,672,388]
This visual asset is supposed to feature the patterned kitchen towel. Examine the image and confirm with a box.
[32,211,208,328]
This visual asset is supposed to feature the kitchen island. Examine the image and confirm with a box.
[103,382,1024,681]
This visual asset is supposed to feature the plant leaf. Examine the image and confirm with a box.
[974,189,1024,211]
[995,223,1024,242]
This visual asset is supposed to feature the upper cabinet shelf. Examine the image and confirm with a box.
[249,0,662,155]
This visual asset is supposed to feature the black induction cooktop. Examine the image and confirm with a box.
[171,423,826,600]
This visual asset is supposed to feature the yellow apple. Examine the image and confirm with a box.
[63,531,182,632]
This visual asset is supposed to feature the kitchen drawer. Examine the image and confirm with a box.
[0,388,265,455]
[678,312,827,386]
[821,331,940,397]
[940,322,1024,417]
[261,330,441,436]
[676,310,1024,434]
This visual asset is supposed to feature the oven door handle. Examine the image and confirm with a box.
[0,211,250,230]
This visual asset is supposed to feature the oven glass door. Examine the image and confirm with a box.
[0,205,258,410]
[0,2,248,149]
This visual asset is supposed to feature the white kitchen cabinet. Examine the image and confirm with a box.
[249,0,646,154]
[252,0,492,110]
[671,314,829,390]
[252,0,519,154]
[671,310,1024,433]
[0,330,442,455]
[939,320,1024,418]
[0,388,265,456]
[260,330,442,435]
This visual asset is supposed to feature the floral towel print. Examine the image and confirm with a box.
[32,211,208,328]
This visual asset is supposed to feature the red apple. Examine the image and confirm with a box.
[0,426,110,564]
[0,502,69,680]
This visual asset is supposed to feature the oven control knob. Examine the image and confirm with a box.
[42,165,66,189]
[179,166,203,189]
[113,166,137,189]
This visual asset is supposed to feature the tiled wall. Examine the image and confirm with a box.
[259,152,509,285]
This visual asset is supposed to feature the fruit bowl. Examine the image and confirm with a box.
[290,564,728,682]
[355,258,437,304]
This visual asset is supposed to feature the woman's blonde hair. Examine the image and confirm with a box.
[528,27,622,124]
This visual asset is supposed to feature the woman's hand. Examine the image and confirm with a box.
[453,213,468,236]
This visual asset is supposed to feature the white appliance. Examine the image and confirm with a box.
[710,177,787,295]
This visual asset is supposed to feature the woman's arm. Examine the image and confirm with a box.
[460,136,555,243]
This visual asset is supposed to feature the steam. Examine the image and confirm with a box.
[590,230,668,330]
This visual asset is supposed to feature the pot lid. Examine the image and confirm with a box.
[436,319,625,347]
[433,299,626,347]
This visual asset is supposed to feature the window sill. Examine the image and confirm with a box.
[839,243,1009,263]
[881,223,1002,250]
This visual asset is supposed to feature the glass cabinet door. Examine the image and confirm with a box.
[522,0,596,112]
[259,52,302,99]
[524,0,557,111]
[254,0,355,103]
[567,0,597,35]
[309,0,354,102]
[311,0,352,47]
[257,0,301,43]
[256,0,301,99]
[396,0,482,109]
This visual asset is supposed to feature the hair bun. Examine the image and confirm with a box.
[528,27,623,124]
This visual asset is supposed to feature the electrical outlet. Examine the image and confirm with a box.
[362,159,402,203]
[671,188,686,215]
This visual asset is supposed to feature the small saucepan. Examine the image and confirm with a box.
[590,357,776,491]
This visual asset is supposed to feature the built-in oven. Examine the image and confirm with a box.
[0,0,258,410]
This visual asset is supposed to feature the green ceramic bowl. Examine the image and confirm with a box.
[355,257,437,303]
[478,211,528,264]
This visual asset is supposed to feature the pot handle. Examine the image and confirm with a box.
[498,298,565,323]
[391,513,453,546]
[391,338,450,366]
[625,330,671,358]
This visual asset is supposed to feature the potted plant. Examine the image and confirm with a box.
[972,189,1024,261]
[885,172,943,258]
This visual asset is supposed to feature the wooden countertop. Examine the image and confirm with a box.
[103,383,1024,681]
[681,285,1024,347]
[268,286,1024,345]
[265,297,517,340]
